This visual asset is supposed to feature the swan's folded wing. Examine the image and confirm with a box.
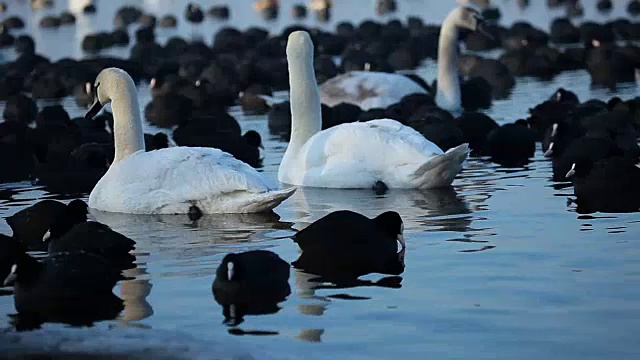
[296,120,446,187]
[95,147,275,210]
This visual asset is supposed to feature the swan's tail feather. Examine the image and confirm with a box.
[238,187,297,213]
[412,143,469,189]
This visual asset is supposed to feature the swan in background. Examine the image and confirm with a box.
[435,6,489,111]
[85,68,295,214]
[457,0,490,9]
[278,31,469,189]
[318,6,491,112]
[67,0,94,13]
[318,69,427,111]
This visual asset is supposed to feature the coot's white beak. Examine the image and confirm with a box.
[227,262,235,281]
[398,248,406,266]
[397,234,406,249]
[43,229,51,242]
[566,163,576,179]
[3,264,17,287]
[544,142,554,158]
[398,223,406,249]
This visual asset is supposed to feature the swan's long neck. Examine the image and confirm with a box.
[281,48,322,168]
[111,80,145,163]
[436,14,462,111]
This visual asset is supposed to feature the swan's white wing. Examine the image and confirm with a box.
[90,147,277,213]
[289,119,448,188]
[319,71,428,110]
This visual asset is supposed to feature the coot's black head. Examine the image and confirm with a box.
[373,211,405,248]
[67,199,89,217]
[150,63,180,89]
[243,130,263,149]
[152,133,169,150]
[514,119,529,128]
[551,88,579,104]
[43,200,89,243]
[3,254,42,287]
[217,253,243,282]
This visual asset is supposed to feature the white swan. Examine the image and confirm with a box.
[318,6,489,112]
[85,68,295,214]
[278,31,469,189]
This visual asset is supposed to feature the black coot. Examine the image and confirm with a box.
[292,210,405,281]
[567,156,640,213]
[6,200,68,251]
[45,219,136,270]
[212,250,290,325]
[3,251,125,327]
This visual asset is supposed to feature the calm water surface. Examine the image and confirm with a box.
[1,1,640,359]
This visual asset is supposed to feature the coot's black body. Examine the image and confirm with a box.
[212,250,290,324]
[292,210,404,280]
[4,251,125,326]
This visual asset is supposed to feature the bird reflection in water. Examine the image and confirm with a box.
[9,292,123,332]
[117,266,154,327]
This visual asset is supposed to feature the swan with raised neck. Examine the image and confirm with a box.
[317,7,487,112]
[85,67,296,214]
[436,6,485,111]
[278,31,469,189]
[87,67,145,164]
[279,31,322,179]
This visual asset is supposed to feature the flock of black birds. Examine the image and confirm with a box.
[0,196,404,328]
[0,0,640,332]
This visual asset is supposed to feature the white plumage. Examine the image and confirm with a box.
[279,119,469,188]
[319,71,427,110]
[318,6,487,112]
[87,68,295,214]
[278,31,468,189]
[90,147,294,214]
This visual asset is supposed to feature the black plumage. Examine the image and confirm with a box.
[292,210,405,281]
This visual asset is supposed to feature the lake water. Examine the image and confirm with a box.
[1,0,640,359]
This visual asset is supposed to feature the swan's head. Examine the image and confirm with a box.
[286,31,314,61]
[449,6,487,33]
[456,0,491,10]
[85,67,135,120]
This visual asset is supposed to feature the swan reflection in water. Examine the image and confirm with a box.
[118,267,154,326]
[287,186,470,232]
[90,210,294,249]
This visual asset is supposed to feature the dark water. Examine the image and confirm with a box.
[1,0,640,359]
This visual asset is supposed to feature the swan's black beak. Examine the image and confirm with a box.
[476,20,494,40]
[85,100,104,120]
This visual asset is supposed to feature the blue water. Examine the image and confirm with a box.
[1,0,640,359]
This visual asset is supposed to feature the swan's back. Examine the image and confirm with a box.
[280,119,466,188]
[90,147,283,214]
[319,71,427,110]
